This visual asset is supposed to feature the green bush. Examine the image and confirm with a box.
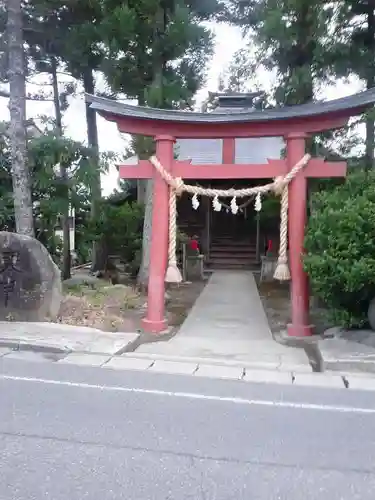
[304,169,375,327]
[94,201,144,277]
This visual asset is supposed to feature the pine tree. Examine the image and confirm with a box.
[23,2,77,277]
[332,0,375,164]
[17,0,110,270]
[101,0,216,285]
[224,0,338,106]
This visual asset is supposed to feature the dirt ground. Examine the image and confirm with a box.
[58,279,206,333]
[58,271,328,336]
[258,280,330,336]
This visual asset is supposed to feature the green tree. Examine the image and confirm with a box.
[5,0,108,270]
[101,0,216,286]
[222,0,364,160]
[27,0,105,269]
[60,0,104,269]
[225,0,338,106]
[1,0,218,281]
[0,0,81,269]
[24,6,77,277]
[330,1,375,165]
[0,126,99,263]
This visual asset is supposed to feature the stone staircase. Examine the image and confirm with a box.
[205,236,259,270]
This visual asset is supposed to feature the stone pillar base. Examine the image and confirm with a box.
[141,318,168,334]
[287,323,313,337]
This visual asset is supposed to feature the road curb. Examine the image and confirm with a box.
[323,359,375,375]
[58,352,375,390]
[273,331,324,372]
[5,346,375,391]
[108,356,375,391]
[0,330,141,358]
[119,352,312,373]
[318,334,375,375]
[0,339,70,355]
[112,332,144,356]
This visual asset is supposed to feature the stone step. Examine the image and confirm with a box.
[210,243,256,252]
[211,239,253,244]
[210,248,256,254]
[209,248,256,255]
[210,240,255,245]
[205,262,259,270]
[206,258,258,267]
[209,250,256,260]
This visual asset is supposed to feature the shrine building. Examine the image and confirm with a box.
[124,92,285,270]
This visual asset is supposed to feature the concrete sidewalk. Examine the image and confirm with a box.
[137,271,311,372]
[319,327,375,374]
[0,322,138,355]
[0,271,311,373]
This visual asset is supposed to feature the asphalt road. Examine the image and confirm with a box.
[1,357,375,500]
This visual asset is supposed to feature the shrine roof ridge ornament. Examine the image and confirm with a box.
[86,88,375,124]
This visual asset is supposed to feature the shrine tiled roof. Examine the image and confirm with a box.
[86,88,375,124]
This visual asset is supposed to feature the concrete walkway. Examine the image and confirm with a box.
[0,322,138,355]
[137,271,311,371]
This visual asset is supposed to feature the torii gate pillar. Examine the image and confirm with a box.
[286,133,311,337]
[141,135,175,333]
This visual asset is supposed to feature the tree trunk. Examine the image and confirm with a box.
[136,141,155,287]
[137,180,147,203]
[365,7,375,168]
[52,58,63,136]
[7,0,34,237]
[137,180,153,287]
[137,7,165,287]
[52,56,71,280]
[83,68,104,272]
[365,105,374,167]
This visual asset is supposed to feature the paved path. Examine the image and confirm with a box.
[1,357,375,499]
[138,271,310,371]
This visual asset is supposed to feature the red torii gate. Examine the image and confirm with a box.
[87,90,375,336]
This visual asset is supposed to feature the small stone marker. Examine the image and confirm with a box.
[260,255,277,282]
[0,232,62,321]
[185,255,204,281]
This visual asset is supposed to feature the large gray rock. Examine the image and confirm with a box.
[0,232,62,321]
